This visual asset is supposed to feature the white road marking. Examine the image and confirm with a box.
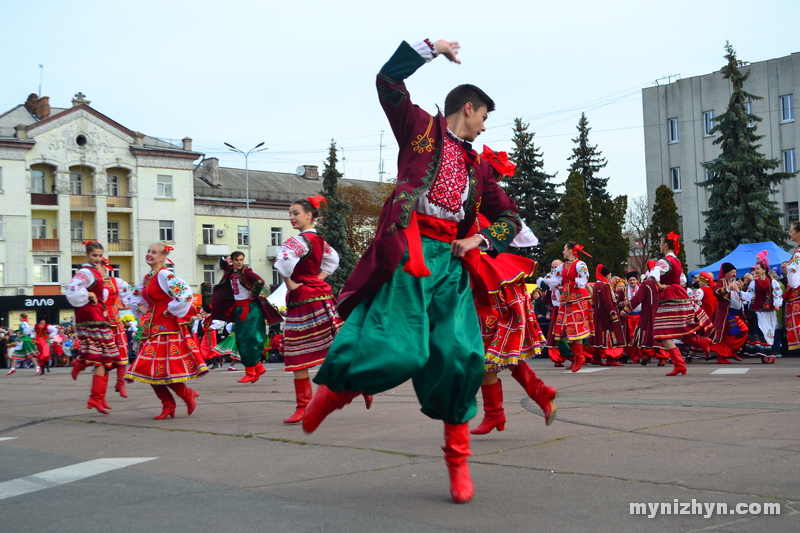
[0,457,157,500]
[0,438,18,442]
[711,368,750,374]
[564,367,609,373]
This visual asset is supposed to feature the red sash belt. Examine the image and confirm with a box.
[235,299,251,321]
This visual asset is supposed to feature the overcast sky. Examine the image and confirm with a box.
[2,0,796,200]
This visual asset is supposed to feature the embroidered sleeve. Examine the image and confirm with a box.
[541,264,564,289]
[320,241,340,275]
[411,40,437,63]
[649,258,671,282]
[275,236,308,278]
[740,281,756,303]
[788,250,800,289]
[157,269,193,318]
[129,278,147,318]
[21,322,33,336]
[575,261,590,289]
[116,279,134,309]
[771,280,783,308]
[66,268,95,307]
[210,320,225,330]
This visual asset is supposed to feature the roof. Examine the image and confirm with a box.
[194,165,385,205]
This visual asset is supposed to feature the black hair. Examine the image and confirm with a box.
[565,242,577,250]
[444,84,495,117]
[230,251,245,260]
[292,199,319,219]
[792,221,800,233]
[661,234,677,251]
[85,241,104,254]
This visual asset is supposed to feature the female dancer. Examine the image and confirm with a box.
[6,313,37,376]
[275,196,368,424]
[212,323,239,370]
[648,233,707,376]
[712,262,747,362]
[785,221,800,376]
[588,265,625,366]
[541,242,593,372]
[66,242,126,412]
[740,251,783,363]
[469,148,557,435]
[102,259,133,397]
[34,319,51,375]
[125,244,209,419]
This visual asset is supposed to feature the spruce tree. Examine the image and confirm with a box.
[696,42,797,263]
[504,118,561,266]
[649,184,687,270]
[545,170,591,267]
[315,139,358,296]
[566,113,628,274]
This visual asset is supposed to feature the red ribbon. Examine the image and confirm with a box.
[402,211,432,278]
[235,299,251,322]
[82,240,98,246]
[572,244,593,259]
[666,232,681,255]
[481,145,516,178]
[306,195,327,209]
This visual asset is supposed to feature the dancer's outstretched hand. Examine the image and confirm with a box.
[434,40,461,64]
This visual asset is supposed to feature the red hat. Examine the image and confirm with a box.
[481,145,516,178]
[697,272,716,288]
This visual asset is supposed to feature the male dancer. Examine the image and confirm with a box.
[304,38,523,504]
[212,252,282,383]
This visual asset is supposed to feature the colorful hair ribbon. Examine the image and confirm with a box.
[572,243,593,259]
[666,232,681,255]
[163,245,175,265]
[306,195,327,209]
[82,240,98,246]
[481,145,516,178]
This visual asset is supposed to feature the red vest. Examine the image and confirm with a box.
[75,267,110,325]
[660,255,682,286]
[287,232,335,306]
[140,268,180,338]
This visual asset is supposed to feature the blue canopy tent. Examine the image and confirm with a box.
[688,241,792,279]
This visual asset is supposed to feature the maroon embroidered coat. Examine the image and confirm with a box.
[338,41,522,318]
[590,280,625,349]
[211,260,283,326]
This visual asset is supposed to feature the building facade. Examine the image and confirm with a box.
[0,93,200,329]
[642,52,799,270]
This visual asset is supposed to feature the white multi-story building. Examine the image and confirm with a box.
[642,51,799,269]
[0,92,200,327]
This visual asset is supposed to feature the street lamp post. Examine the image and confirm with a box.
[223,142,267,259]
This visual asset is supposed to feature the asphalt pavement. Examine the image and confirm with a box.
[1,357,798,533]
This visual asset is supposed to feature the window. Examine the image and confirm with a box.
[157,175,173,198]
[668,118,679,143]
[108,222,120,243]
[744,101,755,128]
[238,225,249,246]
[107,174,119,196]
[670,167,681,192]
[784,149,797,173]
[270,227,283,246]
[109,264,121,279]
[70,220,84,240]
[31,170,45,193]
[31,218,46,239]
[71,264,82,277]
[69,173,83,194]
[203,264,216,285]
[780,94,794,122]
[703,110,715,135]
[705,168,716,188]
[165,263,175,273]
[33,256,59,283]
[159,220,174,241]
[272,267,281,287]
[786,202,799,229]
[202,224,215,245]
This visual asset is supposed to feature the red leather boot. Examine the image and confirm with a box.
[666,347,687,376]
[237,366,257,383]
[87,373,110,414]
[443,422,474,504]
[284,377,313,424]
[168,383,199,415]
[71,360,87,380]
[683,335,711,359]
[511,363,558,426]
[251,362,267,383]
[570,343,585,373]
[301,384,360,434]
[152,385,176,419]
[115,365,128,397]
[470,380,505,435]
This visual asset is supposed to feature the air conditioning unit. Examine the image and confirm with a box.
[17,288,26,295]
[216,229,226,237]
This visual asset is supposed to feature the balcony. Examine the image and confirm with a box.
[31,193,58,206]
[70,194,96,209]
[106,196,132,208]
[107,239,133,252]
[197,244,230,257]
[32,238,59,251]
[267,246,280,259]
